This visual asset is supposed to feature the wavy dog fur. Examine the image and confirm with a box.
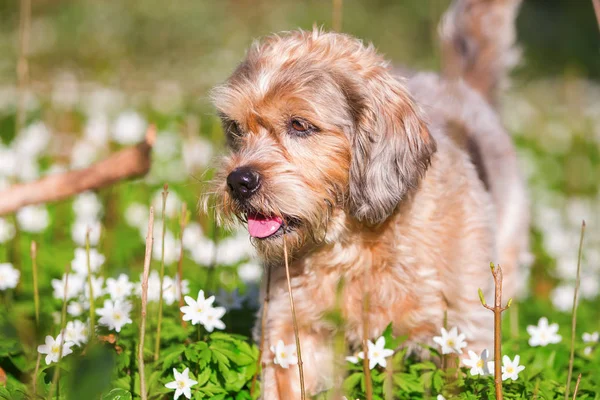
[209,0,528,397]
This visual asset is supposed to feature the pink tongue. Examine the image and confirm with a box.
[247,214,283,238]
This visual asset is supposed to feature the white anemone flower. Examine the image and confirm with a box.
[124,203,149,230]
[136,270,162,302]
[71,247,105,276]
[73,192,103,221]
[0,263,20,290]
[67,301,88,317]
[106,274,134,301]
[180,290,216,326]
[237,262,262,284]
[462,349,490,376]
[164,367,198,400]
[16,205,50,233]
[97,299,133,332]
[501,355,525,381]
[551,284,576,312]
[0,218,16,243]
[527,317,562,347]
[37,334,75,365]
[433,327,468,355]
[112,111,147,145]
[182,222,203,251]
[83,275,105,300]
[583,331,599,355]
[357,336,394,370]
[271,340,298,369]
[202,305,226,332]
[62,320,89,346]
[52,274,85,300]
[162,275,190,306]
[71,219,102,246]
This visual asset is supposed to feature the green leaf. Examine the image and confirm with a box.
[101,388,133,400]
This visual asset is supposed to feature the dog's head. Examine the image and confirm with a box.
[210,29,436,262]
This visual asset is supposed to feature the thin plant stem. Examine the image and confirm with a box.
[85,229,96,343]
[31,241,39,326]
[282,233,305,400]
[332,0,343,31]
[138,207,155,400]
[572,373,582,399]
[178,203,188,327]
[532,378,540,400]
[478,263,512,400]
[154,183,169,361]
[32,352,41,395]
[251,262,272,397]
[565,221,586,400]
[362,263,373,400]
[510,302,519,339]
[49,264,71,399]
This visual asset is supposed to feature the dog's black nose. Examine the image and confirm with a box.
[227,166,261,200]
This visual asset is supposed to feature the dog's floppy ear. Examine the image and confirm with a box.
[347,72,437,224]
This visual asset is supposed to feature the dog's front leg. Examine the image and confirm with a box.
[259,298,336,399]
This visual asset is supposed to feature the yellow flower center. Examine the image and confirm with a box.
[280,352,286,359]
[447,339,455,347]
[507,366,514,373]
[51,345,60,354]
[114,312,122,321]
[177,380,185,389]
[476,360,484,368]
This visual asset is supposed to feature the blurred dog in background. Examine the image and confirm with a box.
[210,0,529,397]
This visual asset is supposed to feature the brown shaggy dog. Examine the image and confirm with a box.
[210,0,529,397]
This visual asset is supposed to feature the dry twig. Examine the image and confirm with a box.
[565,221,586,400]
[282,234,306,399]
[138,207,155,400]
[478,263,513,400]
[0,126,156,216]
[572,373,582,399]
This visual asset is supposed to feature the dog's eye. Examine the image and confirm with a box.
[289,118,317,136]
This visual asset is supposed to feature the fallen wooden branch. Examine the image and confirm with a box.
[0,126,156,216]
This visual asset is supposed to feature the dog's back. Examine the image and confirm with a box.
[408,0,530,298]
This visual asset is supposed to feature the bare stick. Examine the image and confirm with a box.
[85,230,96,342]
[251,262,272,397]
[31,241,39,326]
[154,184,169,361]
[362,263,373,400]
[565,221,586,400]
[572,374,582,399]
[282,234,305,400]
[478,263,513,400]
[177,203,188,328]
[50,264,71,398]
[593,0,600,31]
[0,126,156,216]
[332,0,343,31]
[16,0,31,138]
[138,207,155,400]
